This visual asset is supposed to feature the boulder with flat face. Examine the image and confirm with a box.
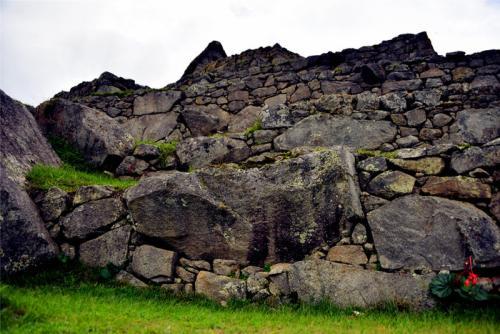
[79,225,131,267]
[453,108,500,145]
[35,98,134,170]
[195,271,246,305]
[133,90,182,115]
[288,260,434,309]
[0,89,61,184]
[0,172,59,276]
[367,195,500,271]
[125,148,363,264]
[0,90,60,276]
[274,114,396,151]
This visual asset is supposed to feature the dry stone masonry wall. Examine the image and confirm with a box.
[2,32,500,308]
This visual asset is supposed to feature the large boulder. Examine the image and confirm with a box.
[367,195,500,271]
[0,90,60,276]
[0,89,61,184]
[125,148,363,264]
[0,171,59,275]
[288,260,434,309]
[35,98,134,170]
[124,113,177,141]
[133,90,182,115]
[274,114,396,151]
[452,108,500,145]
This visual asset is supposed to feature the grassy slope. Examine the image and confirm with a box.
[1,266,498,334]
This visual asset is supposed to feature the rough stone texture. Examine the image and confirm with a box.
[357,157,387,173]
[182,104,230,136]
[0,171,59,275]
[450,146,500,174]
[124,113,178,141]
[131,245,177,280]
[261,104,294,129]
[453,108,500,145]
[315,94,353,114]
[181,41,227,79]
[133,90,182,115]
[125,149,363,264]
[326,245,368,265]
[227,106,262,133]
[133,144,161,160]
[367,171,415,199]
[490,193,500,222]
[176,136,251,168]
[421,176,492,199]
[380,92,407,112]
[389,157,445,175]
[367,195,500,270]
[0,89,61,184]
[0,90,60,275]
[79,225,131,267]
[405,109,427,126]
[73,185,114,205]
[274,114,396,151]
[213,259,239,276]
[351,224,368,244]
[288,260,434,309]
[61,198,126,240]
[36,98,134,169]
[179,258,211,272]
[35,187,68,222]
[195,271,246,305]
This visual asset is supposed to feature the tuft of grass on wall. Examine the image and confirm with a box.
[47,136,93,171]
[135,139,178,168]
[27,164,137,192]
[244,119,262,137]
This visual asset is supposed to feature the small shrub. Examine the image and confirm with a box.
[263,264,271,272]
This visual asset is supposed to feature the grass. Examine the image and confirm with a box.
[1,264,499,334]
[26,164,137,192]
[25,136,138,192]
[244,119,262,137]
[134,139,178,168]
[47,136,94,171]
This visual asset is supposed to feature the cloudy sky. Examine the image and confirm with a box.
[1,0,499,106]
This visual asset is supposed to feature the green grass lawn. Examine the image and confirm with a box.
[1,265,499,334]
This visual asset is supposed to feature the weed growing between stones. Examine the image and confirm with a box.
[134,139,178,168]
[355,148,398,159]
[244,118,262,137]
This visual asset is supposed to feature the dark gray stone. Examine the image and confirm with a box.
[79,225,131,267]
[125,148,363,264]
[274,114,397,151]
[36,98,134,169]
[288,260,434,309]
[176,136,251,168]
[61,198,126,240]
[367,195,500,270]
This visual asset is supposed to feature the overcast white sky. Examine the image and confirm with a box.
[1,0,499,106]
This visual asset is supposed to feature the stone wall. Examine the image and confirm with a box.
[5,32,500,306]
